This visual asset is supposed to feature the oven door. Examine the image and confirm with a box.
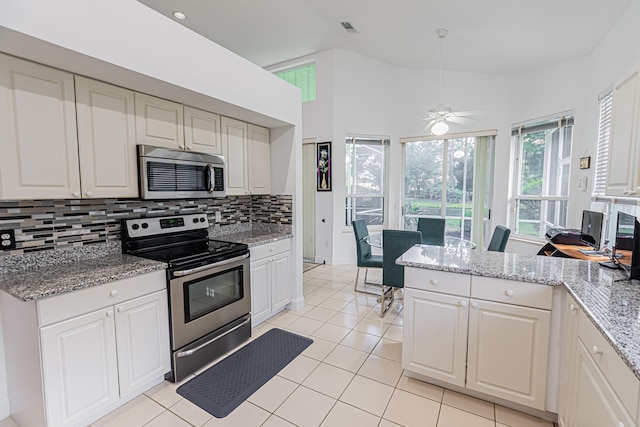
[169,253,250,350]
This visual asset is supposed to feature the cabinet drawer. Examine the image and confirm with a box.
[250,238,291,260]
[404,268,471,297]
[471,276,553,310]
[578,310,640,419]
[37,270,166,327]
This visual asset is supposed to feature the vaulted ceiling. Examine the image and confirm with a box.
[138,0,633,74]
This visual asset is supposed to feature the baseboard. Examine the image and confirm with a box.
[0,395,11,421]
[289,296,305,311]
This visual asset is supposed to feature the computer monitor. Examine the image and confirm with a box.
[614,212,640,280]
[580,210,604,250]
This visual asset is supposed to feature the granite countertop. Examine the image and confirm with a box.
[0,242,167,302]
[398,244,640,381]
[209,223,292,247]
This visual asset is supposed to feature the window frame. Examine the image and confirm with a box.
[345,135,389,229]
[593,89,613,196]
[510,112,575,239]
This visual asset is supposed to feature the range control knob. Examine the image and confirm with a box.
[200,217,206,222]
[131,224,139,230]
[193,218,199,223]
[141,223,149,229]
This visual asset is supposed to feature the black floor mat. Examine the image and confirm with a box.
[177,328,313,418]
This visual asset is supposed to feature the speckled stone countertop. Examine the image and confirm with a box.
[0,241,166,302]
[398,244,640,381]
[209,223,292,247]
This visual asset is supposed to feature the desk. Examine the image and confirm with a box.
[538,241,632,263]
[366,234,477,250]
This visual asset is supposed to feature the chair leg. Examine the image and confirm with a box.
[380,286,395,317]
[364,268,378,285]
[355,268,383,295]
[354,267,361,292]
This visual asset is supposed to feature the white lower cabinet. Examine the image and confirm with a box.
[0,270,170,427]
[250,239,291,325]
[403,269,552,411]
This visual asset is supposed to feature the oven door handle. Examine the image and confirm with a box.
[173,253,249,277]
[176,315,252,358]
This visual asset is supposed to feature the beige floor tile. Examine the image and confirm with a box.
[340,375,394,417]
[354,318,391,337]
[169,398,213,426]
[302,363,355,398]
[323,344,369,372]
[303,294,328,306]
[328,290,357,302]
[495,405,555,427]
[437,404,494,427]
[266,312,301,328]
[145,380,186,409]
[355,293,382,307]
[365,308,398,324]
[317,298,349,311]
[383,324,403,342]
[391,314,404,327]
[396,375,444,402]
[252,322,279,338]
[357,354,403,386]
[372,338,403,362]
[202,401,270,426]
[145,410,191,427]
[312,323,352,343]
[92,395,164,427]
[442,389,495,420]
[293,304,315,316]
[247,375,298,412]
[261,415,297,427]
[274,386,336,427]
[301,336,338,361]
[340,330,381,352]
[383,389,440,427]
[340,301,373,317]
[327,311,361,329]
[306,278,330,287]
[277,355,320,383]
[304,306,339,322]
[310,287,338,298]
[320,401,380,427]
[303,284,320,295]
[286,317,324,335]
[0,418,18,427]
[378,420,403,427]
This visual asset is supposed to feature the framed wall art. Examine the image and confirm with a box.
[317,142,331,191]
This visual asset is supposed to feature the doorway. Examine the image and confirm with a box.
[302,139,316,262]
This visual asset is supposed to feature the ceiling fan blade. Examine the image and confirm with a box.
[450,109,486,117]
[446,115,480,125]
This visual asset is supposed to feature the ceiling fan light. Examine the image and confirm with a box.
[431,120,449,136]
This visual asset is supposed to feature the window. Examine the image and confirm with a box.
[345,136,389,226]
[511,113,574,238]
[274,63,316,102]
[593,90,613,195]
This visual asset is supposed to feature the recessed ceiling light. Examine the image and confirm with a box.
[173,11,186,20]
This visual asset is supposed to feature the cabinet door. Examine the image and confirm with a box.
[402,289,469,387]
[558,294,580,427]
[0,53,81,200]
[606,66,640,197]
[271,250,291,311]
[221,116,249,195]
[250,256,271,325]
[184,106,222,154]
[40,308,119,427]
[134,92,184,149]
[467,299,550,410]
[75,76,138,198]
[115,290,170,398]
[573,340,635,427]
[248,124,270,194]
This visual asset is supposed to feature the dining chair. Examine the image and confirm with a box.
[417,217,446,246]
[381,229,422,317]
[352,219,383,293]
[487,225,511,252]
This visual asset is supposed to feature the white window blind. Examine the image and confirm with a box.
[593,91,613,195]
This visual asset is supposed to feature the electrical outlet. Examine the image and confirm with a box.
[0,230,16,250]
[215,211,222,222]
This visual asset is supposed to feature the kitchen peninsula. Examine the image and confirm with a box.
[397,244,640,426]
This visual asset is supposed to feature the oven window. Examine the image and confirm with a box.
[183,266,244,323]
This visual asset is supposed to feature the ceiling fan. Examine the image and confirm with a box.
[425,29,481,135]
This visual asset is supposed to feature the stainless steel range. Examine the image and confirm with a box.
[122,213,251,382]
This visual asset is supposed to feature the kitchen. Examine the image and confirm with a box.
[2,0,640,426]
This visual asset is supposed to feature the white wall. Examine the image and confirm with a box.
[0,0,303,420]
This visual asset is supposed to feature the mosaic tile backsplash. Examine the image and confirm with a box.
[0,195,292,257]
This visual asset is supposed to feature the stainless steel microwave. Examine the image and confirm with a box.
[138,145,225,199]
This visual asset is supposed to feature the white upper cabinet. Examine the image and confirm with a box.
[0,53,81,200]
[221,116,249,195]
[75,76,138,198]
[134,92,184,150]
[606,64,640,197]
[248,124,271,194]
[184,106,222,154]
